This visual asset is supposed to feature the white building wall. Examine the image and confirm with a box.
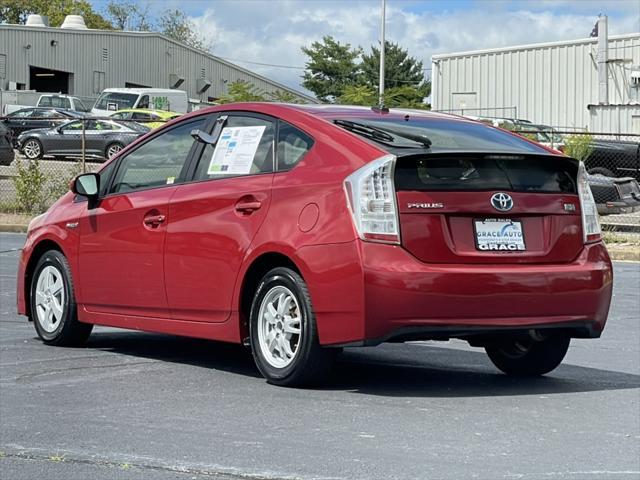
[432,34,640,131]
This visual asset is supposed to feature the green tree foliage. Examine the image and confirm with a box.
[563,133,594,162]
[361,41,430,106]
[338,84,377,106]
[158,9,208,51]
[268,90,301,104]
[218,81,267,104]
[302,36,430,108]
[301,36,362,103]
[0,0,112,29]
[105,0,150,31]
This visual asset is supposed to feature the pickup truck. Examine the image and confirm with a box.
[585,139,640,181]
[2,94,90,115]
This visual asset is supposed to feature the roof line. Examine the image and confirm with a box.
[0,24,318,102]
[432,32,640,60]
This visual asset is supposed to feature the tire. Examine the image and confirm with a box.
[22,138,43,160]
[588,167,615,178]
[249,267,335,387]
[485,335,570,376]
[30,250,93,347]
[0,149,14,166]
[105,142,124,159]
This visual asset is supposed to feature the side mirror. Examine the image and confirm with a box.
[55,127,63,134]
[71,173,99,200]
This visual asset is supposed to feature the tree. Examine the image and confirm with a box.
[360,41,430,107]
[301,36,362,103]
[159,9,208,51]
[268,90,301,104]
[105,0,150,31]
[337,85,376,106]
[218,81,266,104]
[0,0,112,29]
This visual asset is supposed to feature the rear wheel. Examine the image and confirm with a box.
[249,267,335,387]
[30,250,93,346]
[22,138,43,159]
[485,335,570,376]
[105,142,123,159]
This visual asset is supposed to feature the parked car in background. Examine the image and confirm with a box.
[91,88,189,117]
[17,119,150,160]
[583,139,640,181]
[109,108,181,129]
[0,122,14,166]
[1,107,85,143]
[3,94,91,115]
[16,104,612,387]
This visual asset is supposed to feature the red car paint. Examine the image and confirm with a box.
[17,103,613,347]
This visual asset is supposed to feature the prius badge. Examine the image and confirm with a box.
[490,192,513,212]
[407,202,444,209]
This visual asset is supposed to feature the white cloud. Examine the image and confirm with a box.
[187,0,640,95]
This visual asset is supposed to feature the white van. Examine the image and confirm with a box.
[91,88,188,117]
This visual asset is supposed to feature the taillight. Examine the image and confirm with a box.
[344,154,400,244]
[577,162,602,243]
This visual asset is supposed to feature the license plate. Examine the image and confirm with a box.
[474,218,526,251]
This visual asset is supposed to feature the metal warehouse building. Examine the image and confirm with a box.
[0,16,316,106]
[431,18,640,134]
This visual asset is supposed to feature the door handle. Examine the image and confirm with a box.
[143,214,166,227]
[235,201,262,213]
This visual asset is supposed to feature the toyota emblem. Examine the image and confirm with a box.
[491,192,513,212]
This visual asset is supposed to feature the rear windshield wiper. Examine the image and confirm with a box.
[334,119,431,149]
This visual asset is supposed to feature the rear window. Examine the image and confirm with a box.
[395,154,578,194]
[337,117,546,153]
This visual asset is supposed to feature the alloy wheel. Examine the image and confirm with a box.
[23,140,41,159]
[107,144,122,158]
[34,265,66,333]
[257,285,302,368]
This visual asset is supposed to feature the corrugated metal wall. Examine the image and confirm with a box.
[432,34,640,132]
[0,25,316,103]
[589,105,640,134]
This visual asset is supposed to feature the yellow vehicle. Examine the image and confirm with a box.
[108,109,181,129]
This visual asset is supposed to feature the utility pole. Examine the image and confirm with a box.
[378,0,386,108]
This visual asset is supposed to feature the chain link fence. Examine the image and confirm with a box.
[0,115,169,215]
[1,115,638,233]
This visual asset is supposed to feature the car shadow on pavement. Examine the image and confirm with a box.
[85,331,640,398]
[86,330,262,379]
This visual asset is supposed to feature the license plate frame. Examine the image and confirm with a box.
[474,218,526,252]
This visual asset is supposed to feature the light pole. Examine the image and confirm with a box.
[378,0,386,108]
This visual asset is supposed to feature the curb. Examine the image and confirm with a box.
[0,224,27,233]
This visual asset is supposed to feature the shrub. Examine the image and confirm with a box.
[13,159,47,214]
[563,133,593,162]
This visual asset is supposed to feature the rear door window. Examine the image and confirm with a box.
[192,114,275,181]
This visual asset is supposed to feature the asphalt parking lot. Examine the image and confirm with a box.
[0,232,638,480]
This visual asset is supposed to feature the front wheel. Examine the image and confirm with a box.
[249,267,335,387]
[30,250,93,346]
[485,335,570,376]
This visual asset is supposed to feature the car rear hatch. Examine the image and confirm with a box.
[395,151,584,264]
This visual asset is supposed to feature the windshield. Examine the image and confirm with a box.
[94,92,139,111]
[74,99,90,112]
[334,117,546,154]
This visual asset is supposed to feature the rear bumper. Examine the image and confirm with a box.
[299,240,613,346]
[356,241,613,345]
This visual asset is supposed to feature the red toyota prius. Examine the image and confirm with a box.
[16,104,613,386]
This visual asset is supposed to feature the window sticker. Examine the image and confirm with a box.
[207,126,266,175]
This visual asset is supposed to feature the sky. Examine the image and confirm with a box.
[91,0,640,95]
